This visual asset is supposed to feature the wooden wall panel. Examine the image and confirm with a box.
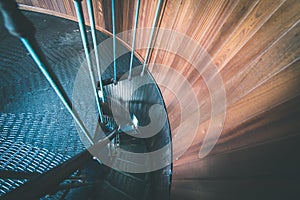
[222,0,300,77]
[180,11,300,132]
[14,0,300,198]
[212,0,285,71]
[17,0,105,30]
[173,58,300,167]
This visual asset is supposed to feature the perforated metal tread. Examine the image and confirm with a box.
[0,112,85,157]
[0,138,70,196]
[0,10,171,199]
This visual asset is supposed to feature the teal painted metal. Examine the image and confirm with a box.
[20,37,94,146]
[141,0,162,76]
[86,0,106,102]
[112,0,117,84]
[74,0,104,123]
[128,0,140,80]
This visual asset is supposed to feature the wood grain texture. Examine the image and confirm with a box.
[14,0,300,199]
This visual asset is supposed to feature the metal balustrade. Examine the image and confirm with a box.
[0,0,172,199]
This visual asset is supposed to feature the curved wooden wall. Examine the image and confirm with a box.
[16,0,300,199]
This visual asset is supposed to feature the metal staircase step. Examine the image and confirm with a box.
[0,139,70,196]
[0,112,85,157]
[106,170,148,199]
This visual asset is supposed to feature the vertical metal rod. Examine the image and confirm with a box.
[141,0,162,76]
[86,0,106,102]
[20,38,94,146]
[128,0,140,80]
[112,0,117,84]
[74,0,104,123]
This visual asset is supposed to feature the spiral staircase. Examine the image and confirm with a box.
[1,0,300,199]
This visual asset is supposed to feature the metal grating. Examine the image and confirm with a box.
[0,139,70,196]
[0,112,85,157]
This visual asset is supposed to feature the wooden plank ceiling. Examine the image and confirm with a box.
[15,0,300,199]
